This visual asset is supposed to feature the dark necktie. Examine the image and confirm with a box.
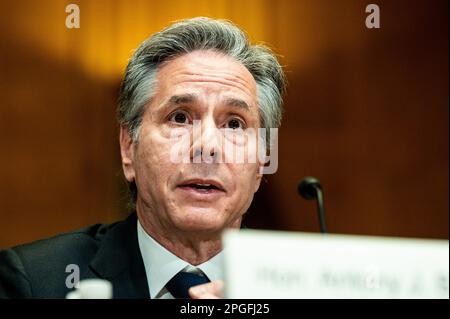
[165,271,211,299]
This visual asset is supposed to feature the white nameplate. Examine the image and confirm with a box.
[222,230,449,298]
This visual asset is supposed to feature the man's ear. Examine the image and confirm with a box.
[119,126,136,182]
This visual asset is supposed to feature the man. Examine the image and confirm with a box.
[0,17,286,299]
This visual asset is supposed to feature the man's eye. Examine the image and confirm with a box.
[226,118,244,130]
[169,111,190,124]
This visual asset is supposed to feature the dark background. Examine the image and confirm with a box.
[0,0,448,248]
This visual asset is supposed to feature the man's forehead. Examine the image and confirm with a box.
[155,50,258,101]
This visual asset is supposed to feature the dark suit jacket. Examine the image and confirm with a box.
[0,213,150,298]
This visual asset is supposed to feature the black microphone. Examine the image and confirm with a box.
[297,177,328,234]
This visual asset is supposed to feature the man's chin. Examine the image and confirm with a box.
[172,207,227,233]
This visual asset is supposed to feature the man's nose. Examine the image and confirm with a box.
[191,119,222,163]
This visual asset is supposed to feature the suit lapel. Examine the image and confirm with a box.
[89,213,150,299]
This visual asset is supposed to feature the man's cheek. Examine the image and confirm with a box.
[142,136,174,163]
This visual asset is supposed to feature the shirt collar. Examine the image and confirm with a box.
[137,219,223,298]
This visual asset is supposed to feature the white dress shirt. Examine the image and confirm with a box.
[137,220,224,299]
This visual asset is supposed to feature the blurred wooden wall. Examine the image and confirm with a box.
[0,0,448,248]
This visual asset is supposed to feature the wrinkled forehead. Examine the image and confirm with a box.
[154,50,258,104]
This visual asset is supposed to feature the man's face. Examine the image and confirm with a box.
[121,50,263,236]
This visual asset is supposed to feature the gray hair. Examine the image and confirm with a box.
[117,17,286,141]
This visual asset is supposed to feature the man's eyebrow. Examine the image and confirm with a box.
[166,94,250,111]
[223,98,250,110]
[168,94,198,105]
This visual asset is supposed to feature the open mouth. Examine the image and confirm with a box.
[181,184,219,193]
[178,180,225,194]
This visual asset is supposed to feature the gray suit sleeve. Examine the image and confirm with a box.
[0,249,32,298]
